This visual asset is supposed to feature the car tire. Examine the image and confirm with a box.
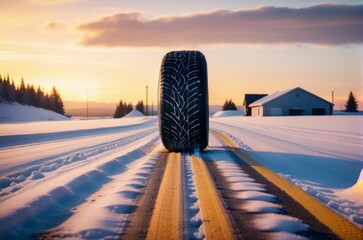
[158,50,209,152]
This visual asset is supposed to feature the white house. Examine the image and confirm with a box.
[249,87,333,117]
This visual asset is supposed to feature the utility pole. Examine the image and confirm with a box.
[332,91,334,105]
[146,85,148,116]
[152,100,153,116]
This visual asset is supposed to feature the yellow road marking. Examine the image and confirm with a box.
[147,152,183,240]
[191,154,235,240]
[212,129,363,240]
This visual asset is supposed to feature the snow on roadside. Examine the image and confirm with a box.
[211,115,363,227]
[213,110,244,117]
[0,129,157,197]
[0,102,69,123]
[0,131,160,239]
[124,109,144,118]
[0,114,156,137]
[46,145,162,239]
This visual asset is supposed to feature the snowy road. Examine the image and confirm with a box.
[0,115,362,239]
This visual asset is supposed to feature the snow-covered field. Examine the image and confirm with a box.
[0,112,362,238]
[0,102,69,123]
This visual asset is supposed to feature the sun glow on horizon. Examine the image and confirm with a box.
[1,1,362,109]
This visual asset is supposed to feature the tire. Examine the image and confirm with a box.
[158,50,209,152]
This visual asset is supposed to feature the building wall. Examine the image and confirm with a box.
[251,106,263,117]
[251,88,332,117]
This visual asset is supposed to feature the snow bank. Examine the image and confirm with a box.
[124,109,144,118]
[0,115,156,137]
[0,130,160,239]
[211,115,363,227]
[213,110,244,117]
[0,102,69,123]
[340,169,363,202]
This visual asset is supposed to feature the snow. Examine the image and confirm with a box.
[254,213,309,232]
[183,155,205,239]
[0,113,362,237]
[0,117,160,238]
[124,109,144,118]
[249,88,292,107]
[208,143,309,238]
[0,102,69,123]
[241,201,282,213]
[213,110,244,117]
[211,115,363,227]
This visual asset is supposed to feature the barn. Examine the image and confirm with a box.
[249,87,333,117]
[243,94,268,116]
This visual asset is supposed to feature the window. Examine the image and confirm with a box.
[296,93,300,97]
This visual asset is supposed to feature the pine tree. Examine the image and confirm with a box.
[35,86,44,107]
[49,87,65,114]
[126,102,133,114]
[345,91,358,112]
[27,84,37,106]
[3,77,9,101]
[222,99,237,111]
[44,93,51,110]
[8,80,16,102]
[114,100,126,118]
[136,100,145,114]
[0,75,4,101]
[17,78,29,104]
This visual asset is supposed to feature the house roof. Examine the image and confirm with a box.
[249,87,333,107]
[243,94,268,106]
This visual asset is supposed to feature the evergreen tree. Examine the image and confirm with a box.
[49,87,65,114]
[17,78,29,104]
[222,99,237,111]
[27,84,37,106]
[0,75,4,101]
[35,86,44,107]
[345,91,358,112]
[126,102,133,114]
[7,80,16,102]
[3,77,9,101]
[136,100,145,114]
[114,100,126,118]
[1,73,66,113]
[43,93,51,110]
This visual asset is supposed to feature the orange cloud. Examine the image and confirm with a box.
[77,4,363,48]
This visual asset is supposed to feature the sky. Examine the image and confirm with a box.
[1,0,362,110]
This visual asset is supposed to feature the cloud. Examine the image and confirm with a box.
[77,4,363,48]
[46,21,65,31]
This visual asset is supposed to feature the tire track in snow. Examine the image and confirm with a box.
[0,127,157,199]
[210,129,362,240]
[146,152,183,239]
[0,133,160,239]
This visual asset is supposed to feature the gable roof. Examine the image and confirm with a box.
[249,87,333,107]
[243,94,268,107]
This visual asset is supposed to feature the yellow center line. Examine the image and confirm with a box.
[212,129,363,240]
[191,154,235,240]
[147,152,183,240]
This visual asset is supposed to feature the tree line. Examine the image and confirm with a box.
[0,74,65,115]
[222,99,237,111]
[114,99,145,118]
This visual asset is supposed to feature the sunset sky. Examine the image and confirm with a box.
[1,0,362,109]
